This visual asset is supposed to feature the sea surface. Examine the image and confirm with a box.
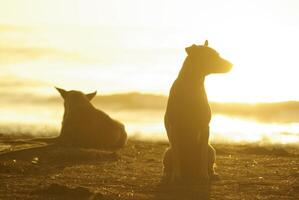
[0,93,299,145]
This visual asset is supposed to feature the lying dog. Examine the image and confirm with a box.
[56,87,127,151]
[163,40,232,183]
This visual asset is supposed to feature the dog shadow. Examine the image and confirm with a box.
[0,142,119,174]
[154,183,211,200]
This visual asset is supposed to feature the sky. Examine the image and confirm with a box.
[1,0,299,102]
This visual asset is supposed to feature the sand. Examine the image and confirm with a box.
[0,135,298,200]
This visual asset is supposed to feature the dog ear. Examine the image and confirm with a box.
[185,44,197,55]
[86,91,97,101]
[204,40,209,47]
[55,87,67,99]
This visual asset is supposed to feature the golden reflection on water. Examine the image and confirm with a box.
[210,115,299,144]
[0,106,298,145]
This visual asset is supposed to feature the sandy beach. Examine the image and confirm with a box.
[0,135,298,200]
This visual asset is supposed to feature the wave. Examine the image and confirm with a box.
[1,92,299,123]
[211,102,299,123]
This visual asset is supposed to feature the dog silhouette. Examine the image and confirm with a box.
[56,87,127,151]
[163,40,232,183]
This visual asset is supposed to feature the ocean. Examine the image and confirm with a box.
[0,92,299,145]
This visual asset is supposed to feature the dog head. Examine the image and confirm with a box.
[55,87,97,117]
[185,40,233,75]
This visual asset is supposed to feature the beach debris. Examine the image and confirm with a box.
[126,190,134,197]
[31,157,39,164]
[252,160,258,167]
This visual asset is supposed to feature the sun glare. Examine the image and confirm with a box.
[1,0,299,102]
[1,0,299,146]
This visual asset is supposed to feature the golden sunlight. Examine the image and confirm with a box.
[2,0,299,102]
[1,1,299,198]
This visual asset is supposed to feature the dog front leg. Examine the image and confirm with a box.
[170,141,182,183]
[197,127,210,183]
[165,125,182,183]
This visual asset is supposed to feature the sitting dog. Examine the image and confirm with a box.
[163,40,232,183]
[55,87,127,150]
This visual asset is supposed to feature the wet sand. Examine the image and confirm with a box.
[0,135,298,200]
